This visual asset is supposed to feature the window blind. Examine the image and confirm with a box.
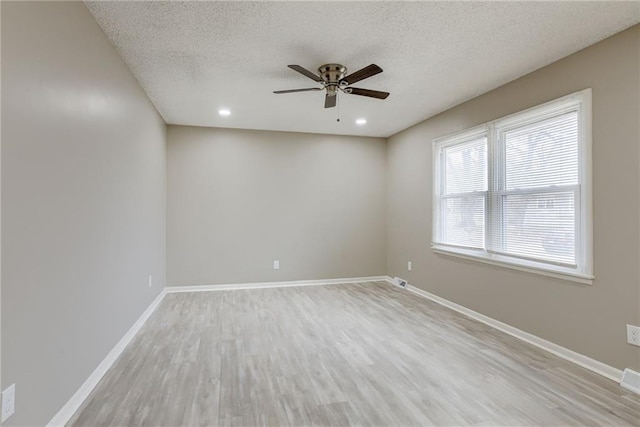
[489,111,580,266]
[438,136,487,249]
[432,89,592,282]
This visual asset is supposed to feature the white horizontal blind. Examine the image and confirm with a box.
[432,89,591,281]
[437,135,487,249]
[489,111,580,266]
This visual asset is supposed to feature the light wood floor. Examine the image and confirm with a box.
[69,282,640,426]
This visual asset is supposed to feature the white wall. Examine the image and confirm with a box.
[167,125,387,286]
[1,2,166,425]
[386,25,640,371]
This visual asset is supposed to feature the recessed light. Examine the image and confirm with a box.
[356,118,367,125]
[218,109,231,116]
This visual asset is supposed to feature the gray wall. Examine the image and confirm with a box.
[0,0,3,408]
[387,25,640,371]
[1,2,166,425]
[1,3,637,425]
[167,126,386,286]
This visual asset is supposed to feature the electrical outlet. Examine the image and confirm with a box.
[148,275,153,288]
[407,261,412,271]
[627,324,640,346]
[273,260,279,270]
[2,384,15,422]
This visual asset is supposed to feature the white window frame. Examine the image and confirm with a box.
[432,89,593,284]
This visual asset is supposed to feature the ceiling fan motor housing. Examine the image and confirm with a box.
[319,64,346,96]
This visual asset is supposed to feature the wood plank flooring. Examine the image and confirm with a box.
[69,282,640,426]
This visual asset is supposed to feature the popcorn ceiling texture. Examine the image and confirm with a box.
[84,1,639,137]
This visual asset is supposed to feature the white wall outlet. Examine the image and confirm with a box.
[407,261,412,271]
[2,384,15,422]
[148,275,153,288]
[627,324,640,346]
[273,260,280,270]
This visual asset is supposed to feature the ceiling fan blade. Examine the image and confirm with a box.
[273,88,322,94]
[347,87,390,99]
[288,65,323,82]
[339,64,383,85]
[324,94,337,108]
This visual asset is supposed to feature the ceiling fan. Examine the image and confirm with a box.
[274,63,390,108]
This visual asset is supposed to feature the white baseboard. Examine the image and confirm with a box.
[165,276,389,293]
[47,274,635,427]
[47,289,168,427]
[387,279,625,385]
[621,369,640,394]
[46,275,386,425]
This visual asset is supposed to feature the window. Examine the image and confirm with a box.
[432,89,592,283]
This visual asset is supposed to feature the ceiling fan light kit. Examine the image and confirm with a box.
[274,63,389,109]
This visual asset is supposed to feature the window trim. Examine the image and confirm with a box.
[432,89,593,285]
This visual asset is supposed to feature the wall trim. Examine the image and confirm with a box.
[46,274,636,426]
[387,278,625,384]
[165,276,389,293]
[46,275,386,425]
[47,289,168,427]
[621,369,640,394]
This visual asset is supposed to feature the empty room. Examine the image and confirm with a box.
[2,1,640,426]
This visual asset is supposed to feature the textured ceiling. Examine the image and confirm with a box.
[84,1,639,138]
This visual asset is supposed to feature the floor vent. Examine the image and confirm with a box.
[621,368,640,395]
[394,277,408,288]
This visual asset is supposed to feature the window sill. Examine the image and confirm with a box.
[431,244,594,285]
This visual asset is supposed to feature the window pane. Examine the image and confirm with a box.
[500,191,575,265]
[444,136,487,194]
[442,195,485,249]
[504,111,578,190]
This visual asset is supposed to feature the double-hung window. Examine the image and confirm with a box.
[432,89,593,283]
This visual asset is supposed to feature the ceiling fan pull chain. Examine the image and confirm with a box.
[337,93,341,122]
